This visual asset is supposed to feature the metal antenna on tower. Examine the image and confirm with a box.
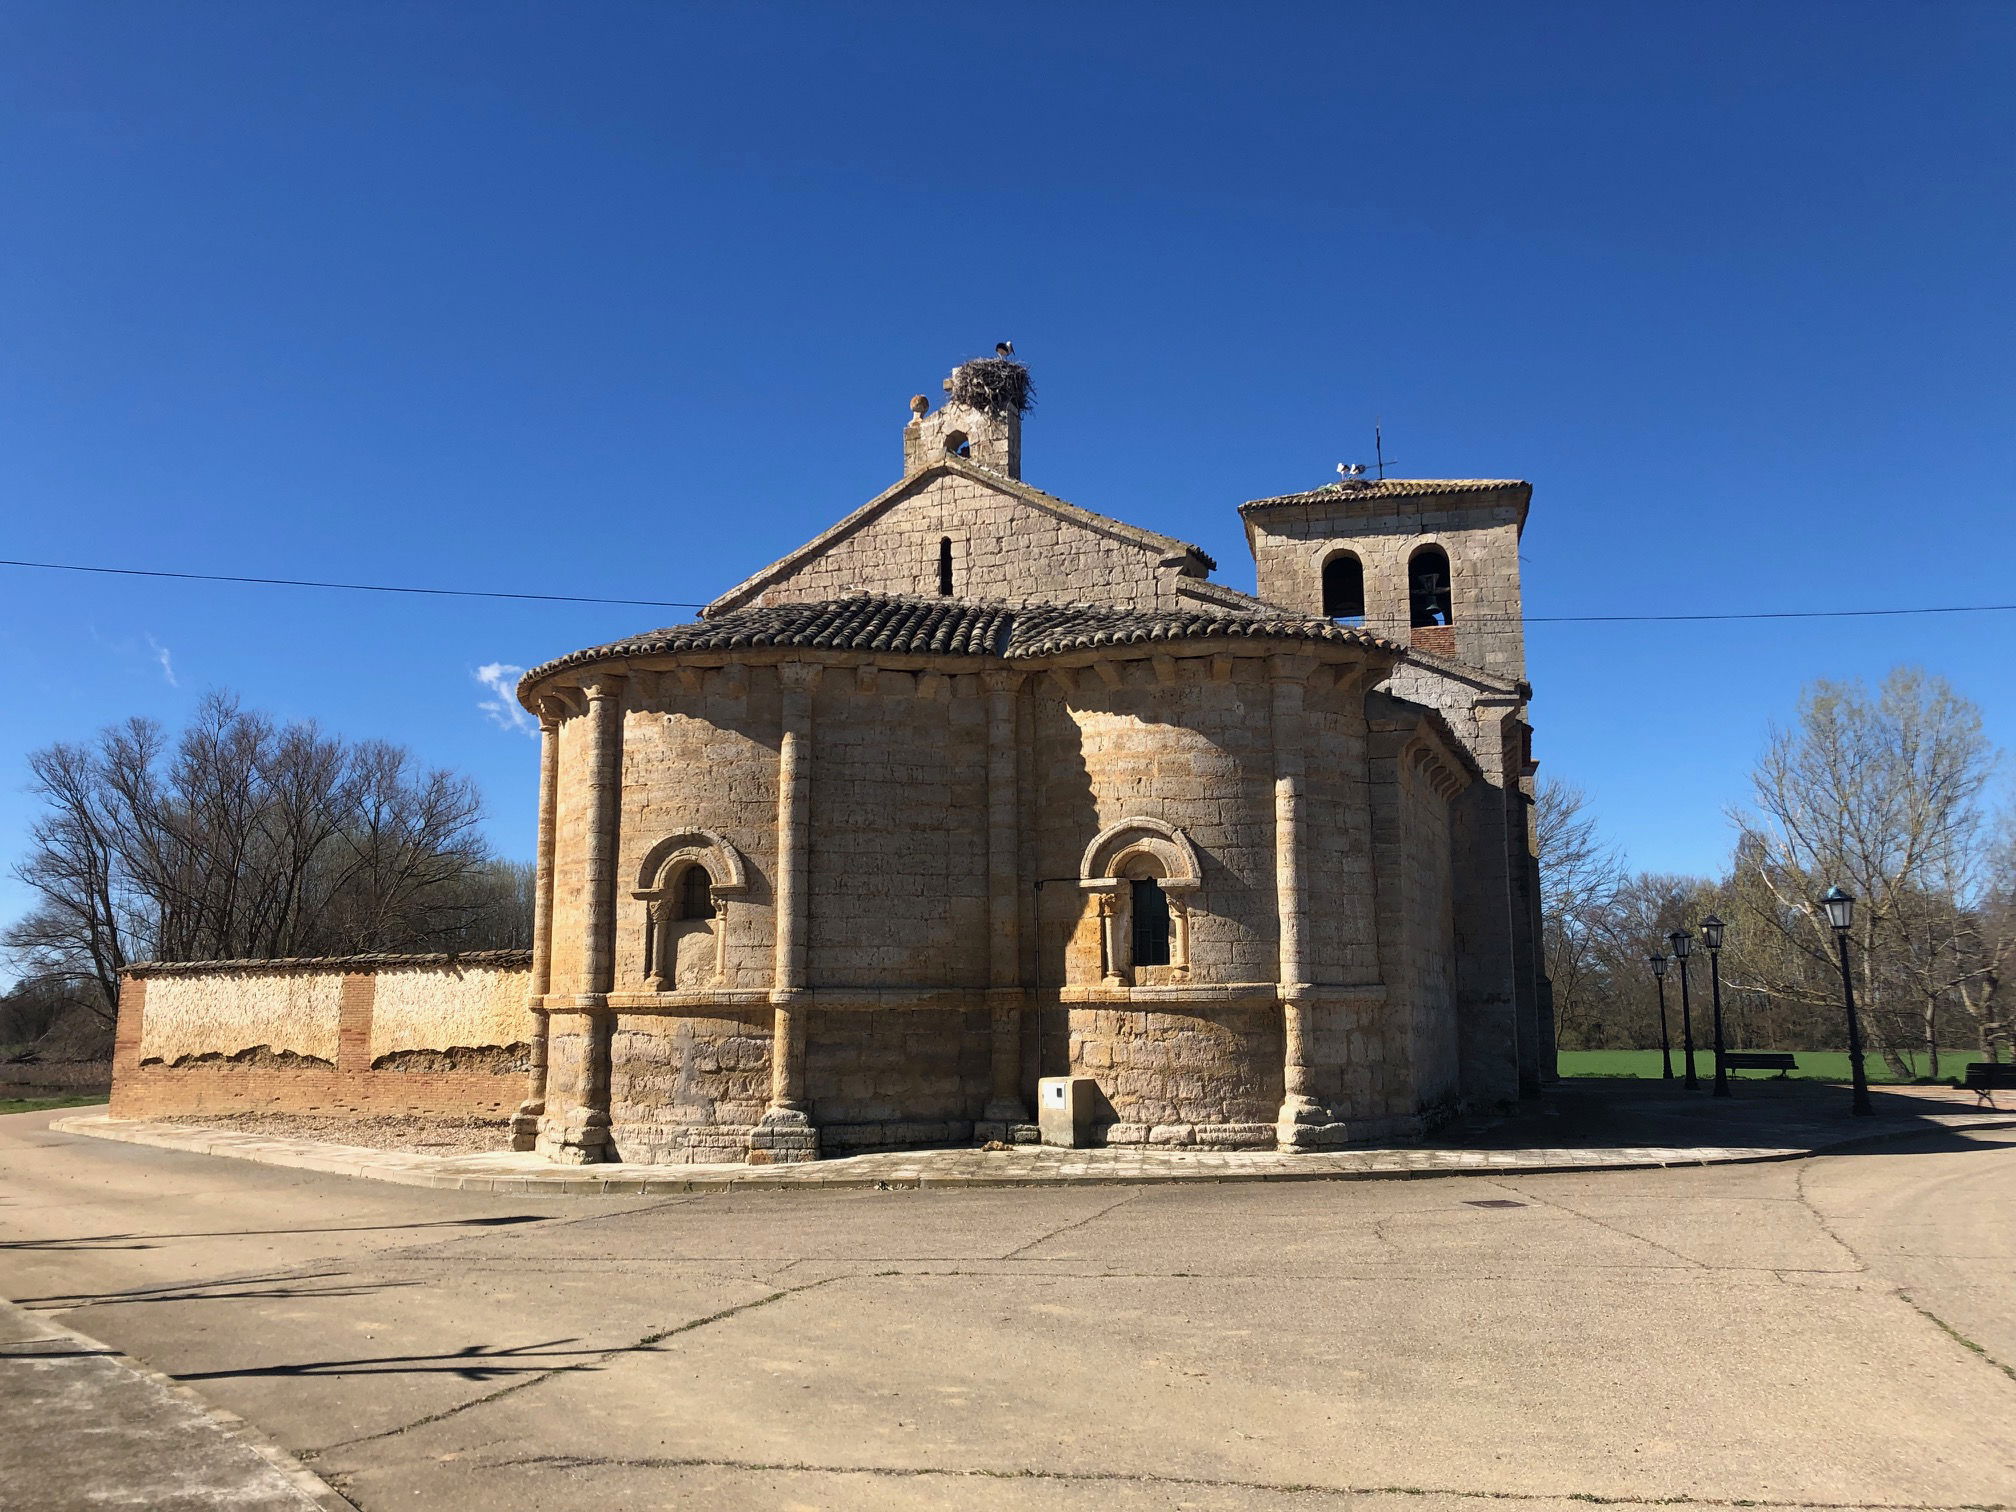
[1373,419,1398,481]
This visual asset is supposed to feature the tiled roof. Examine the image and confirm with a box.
[1003,601,1386,657]
[522,595,1393,687]
[1240,478,1527,513]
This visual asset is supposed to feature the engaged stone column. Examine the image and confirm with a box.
[1270,656,1332,1147]
[542,674,624,1165]
[754,660,820,1164]
[981,670,1029,1131]
[514,699,564,1150]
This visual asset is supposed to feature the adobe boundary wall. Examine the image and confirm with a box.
[110,952,533,1120]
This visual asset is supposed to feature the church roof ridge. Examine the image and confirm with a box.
[1239,478,1529,512]
[519,593,1395,694]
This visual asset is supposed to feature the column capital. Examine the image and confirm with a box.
[1268,653,1316,684]
[982,669,1025,695]
[581,672,627,704]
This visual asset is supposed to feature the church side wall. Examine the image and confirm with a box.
[1030,657,1279,989]
[545,710,594,996]
[108,955,533,1121]
[805,670,990,988]
[747,473,1190,611]
[613,671,782,992]
[1400,767,1462,1114]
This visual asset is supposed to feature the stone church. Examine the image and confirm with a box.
[510,358,1550,1164]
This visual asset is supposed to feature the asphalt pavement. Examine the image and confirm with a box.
[2,1102,2013,1511]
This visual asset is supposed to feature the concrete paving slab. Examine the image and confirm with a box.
[0,1297,349,1511]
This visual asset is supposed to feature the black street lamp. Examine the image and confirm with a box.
[1669,929,1699,1089]
[1820,887,1874,1117]
[1701,914,1730,1098]
[1648,953,1674,1079]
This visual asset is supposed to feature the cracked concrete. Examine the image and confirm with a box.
[3,1105,2014,1511]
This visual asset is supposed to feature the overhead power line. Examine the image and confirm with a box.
[0,557,708,610]
[1,556,2012,626]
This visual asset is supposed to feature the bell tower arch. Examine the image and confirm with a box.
[1241,479,1531,681]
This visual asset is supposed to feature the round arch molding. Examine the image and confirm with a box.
[1078,817,1202,892]
[633,830,749,897]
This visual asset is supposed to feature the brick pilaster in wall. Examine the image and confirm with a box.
[108,976,147,1117]
[336,973,375,1074]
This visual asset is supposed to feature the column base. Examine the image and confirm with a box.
[747,1107,820,1165]
[535,1108,612,1165]
[1276,1093,1342,1152]
[510,1098,544,1153]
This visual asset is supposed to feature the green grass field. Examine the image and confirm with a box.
[1558,1049,1980,1084]
[0,1093,109,1115]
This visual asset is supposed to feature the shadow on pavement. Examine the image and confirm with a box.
[1441,1077,2012,1156]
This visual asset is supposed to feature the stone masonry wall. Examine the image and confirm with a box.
[110,955,533,1120]
[607,1008,771,1164]
[1400,763,1461,1112]
[611,670,783,994]
[1248,486,1528,683]
[743,472,1197,612]
[806,671,990,987]
[808,1004,992,1151]
[1029,657,1282,988]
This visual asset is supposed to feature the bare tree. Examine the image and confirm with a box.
[1536,780,1625,1049]
[5,693,531,1027]
[1731,667,1998,1075]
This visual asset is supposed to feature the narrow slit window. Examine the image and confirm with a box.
[1131,878,1172,967]
[937,536,954,596]
[1408,546,1453,628]
[676,865,716,920]
[1322,553,1365,620]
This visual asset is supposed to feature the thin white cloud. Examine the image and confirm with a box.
[145,634,178,686]
[475,663,534,736]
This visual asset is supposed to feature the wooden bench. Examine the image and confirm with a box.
[1722,1052,1798,1078]
[1963,1062,2016,1108]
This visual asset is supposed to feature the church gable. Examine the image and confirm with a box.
[704,459,1220,616]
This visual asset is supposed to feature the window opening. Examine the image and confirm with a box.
[676,865,716,920]
[943,430,970,459]
[1408,546,1453,628]
[937,536,954,596]
[1322,553,1365,620]
[1130,878,1172,967]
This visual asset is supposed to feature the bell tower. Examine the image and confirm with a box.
[1240,478,1531,682]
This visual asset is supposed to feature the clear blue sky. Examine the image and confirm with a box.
[3,1,2012,934]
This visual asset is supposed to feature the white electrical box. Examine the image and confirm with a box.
[1037,1075,1099,1148]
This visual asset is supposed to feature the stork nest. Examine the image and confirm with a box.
[948,357,1035,416]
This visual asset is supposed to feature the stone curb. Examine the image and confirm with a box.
[49,1111,2016,1195]
[0,1296,356,1512]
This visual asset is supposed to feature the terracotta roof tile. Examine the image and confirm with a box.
[1240,478,1527,513]
[522,595,1393,689]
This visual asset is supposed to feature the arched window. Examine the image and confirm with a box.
[632,831,747,991]
[1321,552,1365,620]
[937,536,954,596]
[943,430,970,459]
[1408,545,1453,628]
[676,864,715,920]
[1130,878,1171,966]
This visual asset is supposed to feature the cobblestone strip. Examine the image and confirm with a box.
[49,1111,2016,1195]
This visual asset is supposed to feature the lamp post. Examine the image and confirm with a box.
[1820,887,1874,1117]
[1670,929,1698,1089]
[1648,953,1674,1080]
[1701,914,1730,1098]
